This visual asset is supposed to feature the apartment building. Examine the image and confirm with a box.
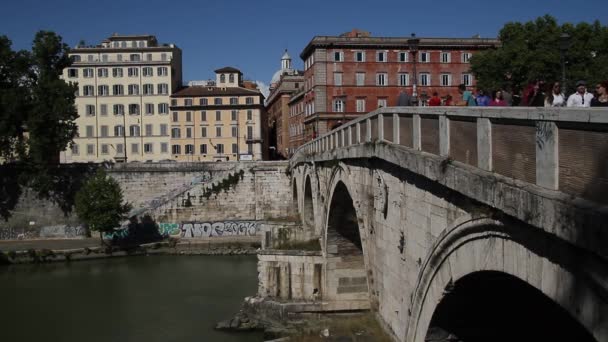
[266,50,304,159]
[60,34,182,163]
[299,29,499,140]
[169,67,266,162]
[287,88,306,156]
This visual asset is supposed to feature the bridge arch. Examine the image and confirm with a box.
[303,174,315,231]
[406,216,605,342]
[292,178,298,213]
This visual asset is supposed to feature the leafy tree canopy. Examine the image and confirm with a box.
[470,15,608,94]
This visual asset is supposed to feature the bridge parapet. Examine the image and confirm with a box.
[293,106,608,205]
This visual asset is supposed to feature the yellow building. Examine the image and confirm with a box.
[60,34,182,163]
[169,67,266,161]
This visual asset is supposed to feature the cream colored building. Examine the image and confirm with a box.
[60,34,182,163]
[170,67,266,162]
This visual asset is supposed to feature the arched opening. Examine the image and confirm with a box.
[327,181,362,255]
[292,179,298,213]
[303,176,314,230]
[426,271,596,342]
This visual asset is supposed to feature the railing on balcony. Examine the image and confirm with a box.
[292,106,608,205]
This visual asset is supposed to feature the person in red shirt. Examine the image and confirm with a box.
[444,95,453,106]
[428,92,441,106]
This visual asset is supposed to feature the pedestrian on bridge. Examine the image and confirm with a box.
[567,80,594,107]
[545,82,566,107]
[591,81,608,107]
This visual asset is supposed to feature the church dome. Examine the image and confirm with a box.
[271,49,295,85]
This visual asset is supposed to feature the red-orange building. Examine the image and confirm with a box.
[299,29,499,140]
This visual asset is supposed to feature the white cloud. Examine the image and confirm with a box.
[256,80,270,99]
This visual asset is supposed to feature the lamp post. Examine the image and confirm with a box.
[559,33,571,94]
[408,33,420,106]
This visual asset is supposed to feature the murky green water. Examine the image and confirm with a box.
[0,255,262,342]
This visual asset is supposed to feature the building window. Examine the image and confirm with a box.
[230,97,238,105]
[112,68,123,77]
[156,67,169,76]
[70,55,81,62]
[201,126,207,137]
[377,98,387,108]
[100,104,108,116]
[160,124,168,136]
[146,53,152,61]
[171,128,181,138]
[71,144,79,155]
[201,111,207,121]
[129,54,140,62]
[247,143,253,154]
[200,98,208,105]
[161,143,168,153]
[186,111,192,122]
[216,126,222,137]
[113,84,124,95]
[230,110,237,121]
[83,85,94,96]
[101,55,108,62]
[143,84,154,95]
[86,144,94,155]
[200,144,207,154]
[87,55,94,62]
[128,67,138,77]
[144,143,153,154]
[215,111,221,121]
[232,143,238,154]
[116,143,124,154]
[356,98,366,113]
[142,67,153,77]
[376,51,386,62]
[129,104,140,115]
[399,73,410,86]
[128,84,139,95]
[334,72,342,86]
[420,73,430,86]
[85,105,95,116]
[419,52,430,63]
[185,144,194,154]
[117,54,122,61]
[85,125,94,137]
[145,124,153,136]
[216,144,224,154]
[172,145,181,154]
[355,51,365,62]
[98,68,108,78]
[356,72,365,86]
[114,125,124,137]
[158,103,169,114]
[462,74,473,86]
[440,52,451,63]
[129,125,140,137]
[113,104,124,116]
[214,98,222,105]
[333,51,343,62]
[229,74,234,83]
[171,99,178,106]
[157,83,169,95]
[101,144,109,155]
[83,68,94,78]
[247,126,253,139]
[246,97,254,104]
[186,127,192,138]
[399,52,408,62]
[172,111,178,122]
[131,143,139,154]
[440,74,452,86]
[231,126,237,137]
[100,125,108,137]
[247,110,252,121]
[376,73,387,86]
[98,85,109,96]
[461,52,472,63]
[182,98,191,106]
[333,98,345,112]
[220,74,226,83]
[161,53,167,61]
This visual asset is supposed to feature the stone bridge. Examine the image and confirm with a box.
[287,107,608,341]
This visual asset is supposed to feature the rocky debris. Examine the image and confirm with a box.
[215,310,261,332]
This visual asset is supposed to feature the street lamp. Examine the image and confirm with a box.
[559,33,571,94]
[408,33,420,106]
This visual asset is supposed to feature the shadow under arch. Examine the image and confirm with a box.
[292,178,298,213]
[303,175,314,230]
[427,270,596,342]
[326,180,362,255]
[406,216,605,342]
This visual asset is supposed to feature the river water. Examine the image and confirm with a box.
[0,255,263,342]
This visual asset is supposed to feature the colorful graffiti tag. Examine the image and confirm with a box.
[102,221,259,240]
[158,223,181,237]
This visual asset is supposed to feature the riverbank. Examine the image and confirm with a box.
[0,237,261,264]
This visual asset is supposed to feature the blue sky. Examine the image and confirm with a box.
[1,0,605,93]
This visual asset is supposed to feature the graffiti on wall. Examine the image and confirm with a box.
[181,221,258,238]
[40,225,86,238]
[0,228,36,240]
[158,223,181,237]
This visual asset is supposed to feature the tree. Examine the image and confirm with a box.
[470,15,608,94]
[74,169,131,243]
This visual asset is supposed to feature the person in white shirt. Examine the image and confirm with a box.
[567,80,594,107]
[545,81,565,107]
